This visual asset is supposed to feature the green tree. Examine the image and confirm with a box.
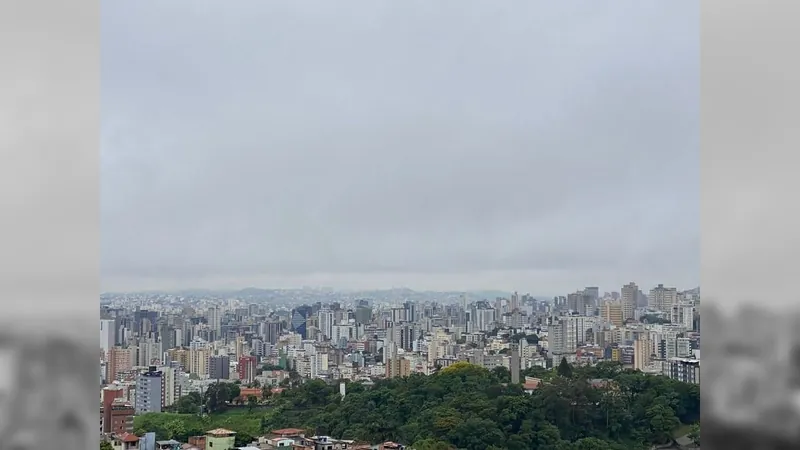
[100,441,113,450]
[170,391,202,414]
[261,385,272,400]
[234,431,254,447]
[131,360,699,450]
[491,366,511,383]
[247,394,259,412]
[645,404,680,444]
[228,383,241,402]
[413,438,453,450]
[557,357,573,378]
[203,382,240,414]
[572,436,623,450]
[687,422,700,446]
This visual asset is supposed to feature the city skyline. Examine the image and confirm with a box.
[100,281,698,300]
[101,1,698,294]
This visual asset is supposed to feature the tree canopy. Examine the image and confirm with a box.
[136,361,699,450]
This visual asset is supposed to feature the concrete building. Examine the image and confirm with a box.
[135,366,164,414]
[317,308,334,341]
[634,336,653,371]
[385,357,411,379]
[238,355,258,383]
[204,428,236,450]
[208,355,230,380]
[101,319,116,360]
[621,282,638,322]
[510,343,521,384]
[649,284,678,312]
[106,346,133,383]
[662,357,700,384]
[189,348,208,376]
[601,301,623,327]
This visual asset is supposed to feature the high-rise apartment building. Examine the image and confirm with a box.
[354,306,372,325]
[166,348,190,371]
[206,306,221,336]
[473,302,496,332]
[251,338,264,357]
[662,357,700,384]
[385,356,411,379]
[601,301,624,327]
[263,321,282,345]
[318,308,334,340]
[158,366,178,408]
[584,287,599,304]
[549,315,597,356]
[291,305,313,339]
[100,319,115,360]
[238,355,258,383]
[102,386,124,433]
[634,336,653,371]
[189,348,208,376]
[649,284,678,312]
[510,343,521,384]
[621,282,638,322]
[209,355,230,380]
[134,366,164,414]
[106,346,133,383]
[137,338,162,367]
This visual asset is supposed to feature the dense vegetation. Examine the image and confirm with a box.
[134,360,699,450]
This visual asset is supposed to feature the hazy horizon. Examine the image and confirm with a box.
[101,1,699,295]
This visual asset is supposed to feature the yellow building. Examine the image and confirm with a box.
[602,301,624,327]
[634,337,653,371]
[385,357,411,379]
[190,348,209,376]
[610,347,622,362]
[166,348,190,371]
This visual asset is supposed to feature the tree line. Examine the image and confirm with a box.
[134,360,699,450]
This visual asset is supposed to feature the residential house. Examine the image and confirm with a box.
[204,428,236,450]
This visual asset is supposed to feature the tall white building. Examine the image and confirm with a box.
[251,339,264,356]
[549,315,598,355]
[100,319,115,360]
[473,305,496,332]
[159,366,177,407]
[318,308,334,340]
[206,306,221,335]
[138,339,162,366]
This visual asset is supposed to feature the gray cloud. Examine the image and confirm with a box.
[101,0,699,294]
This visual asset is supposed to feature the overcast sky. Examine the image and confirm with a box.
[101,0,698,295]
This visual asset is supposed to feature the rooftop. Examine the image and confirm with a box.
[205,428,236,436]
[117,432,140,443]
[272,428,306,436]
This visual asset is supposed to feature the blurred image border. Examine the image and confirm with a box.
[0,0,99,448]
[701,0,800,448]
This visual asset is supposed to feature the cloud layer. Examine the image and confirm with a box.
[101,0,699,294]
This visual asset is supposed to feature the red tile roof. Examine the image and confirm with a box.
[118,432,139,443]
